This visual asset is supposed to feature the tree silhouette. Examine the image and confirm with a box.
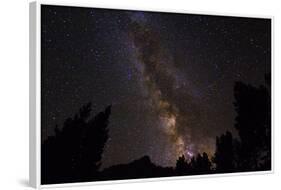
[175,153,213,175]
[213,131,235,173]
[41,103,111,184]
[78,104,111,180]
[195,152,212,174]
[41,78,271,184]
[234,82,271,171]
[175,155,190,175]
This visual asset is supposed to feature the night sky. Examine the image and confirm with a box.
[41,5,271,168]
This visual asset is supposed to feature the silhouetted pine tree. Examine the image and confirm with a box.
[175,155,190,175]
[213,131,235,173]
[234,81,271,171]
[189,153,212,174]
[41,103,111,184]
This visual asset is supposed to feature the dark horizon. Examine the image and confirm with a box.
[41,5,271,182]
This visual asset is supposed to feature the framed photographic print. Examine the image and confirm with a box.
[29,1,273,188]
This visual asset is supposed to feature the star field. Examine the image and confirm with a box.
[41,5,271,168]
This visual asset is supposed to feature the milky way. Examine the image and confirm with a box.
[41,5,271,168]
[128,14,191,160]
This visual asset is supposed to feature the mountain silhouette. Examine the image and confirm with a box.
[42,77,271,184]
[100,156,174,181]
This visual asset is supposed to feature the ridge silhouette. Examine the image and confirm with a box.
[42,79,271,184]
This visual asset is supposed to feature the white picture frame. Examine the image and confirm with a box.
[29,1,274,188]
